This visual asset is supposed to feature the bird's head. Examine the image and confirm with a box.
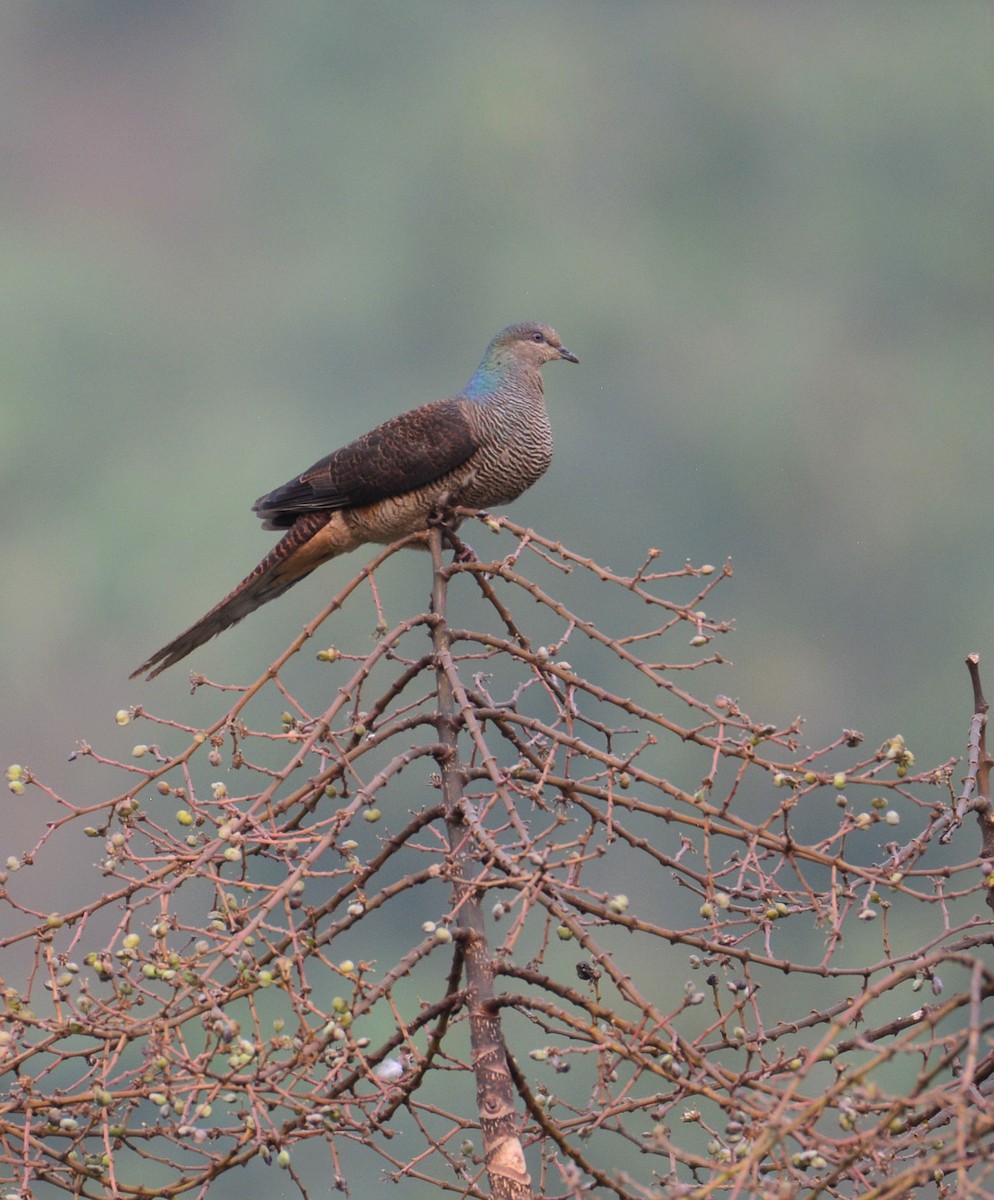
[462,322,577,400]
[486,322,579,371]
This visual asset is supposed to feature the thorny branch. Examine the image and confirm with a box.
[0,517,989,1200]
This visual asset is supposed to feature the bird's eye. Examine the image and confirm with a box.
[531,331,545,343]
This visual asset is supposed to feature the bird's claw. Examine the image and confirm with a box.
[426,504,458,531]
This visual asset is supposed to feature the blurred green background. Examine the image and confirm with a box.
[1,0,993,1188]
[5,2,991,773]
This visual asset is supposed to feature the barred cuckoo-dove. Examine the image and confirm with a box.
[132,322,577,680]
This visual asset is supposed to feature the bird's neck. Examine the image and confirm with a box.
[461,362,542,402]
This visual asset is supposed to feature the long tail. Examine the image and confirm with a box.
[131,511,347,680]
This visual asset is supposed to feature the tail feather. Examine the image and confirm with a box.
[131,512,341,680]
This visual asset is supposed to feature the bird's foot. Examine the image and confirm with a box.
[426,504,459,532]
[452,541,494,581]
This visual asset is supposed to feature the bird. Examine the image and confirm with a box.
[131,322,578,680]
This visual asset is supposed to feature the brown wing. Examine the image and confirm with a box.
[253,396,480,530]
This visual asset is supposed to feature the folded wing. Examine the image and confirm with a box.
[253,397,480,529]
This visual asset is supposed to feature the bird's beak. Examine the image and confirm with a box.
[558,346,579,364]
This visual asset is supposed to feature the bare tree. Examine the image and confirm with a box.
[2,514,991,1199]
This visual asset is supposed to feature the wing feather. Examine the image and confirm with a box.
[253,397,479,530]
